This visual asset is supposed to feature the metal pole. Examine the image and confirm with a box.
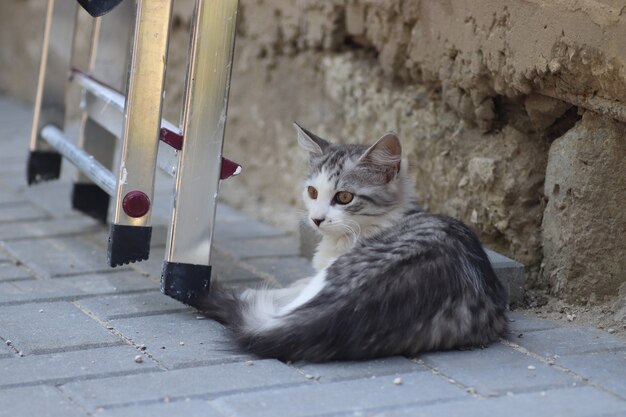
[40,125,116,195]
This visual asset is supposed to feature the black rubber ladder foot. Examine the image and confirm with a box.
[161,262,211,307]
[77,0,125,17]
[72,183,110,223]
[107,224,152,267]
[27,151,62,185]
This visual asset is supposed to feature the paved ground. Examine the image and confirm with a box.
[1,96,625,417]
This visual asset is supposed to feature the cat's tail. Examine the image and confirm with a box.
[193,281,245,328]
[196,280,343,362]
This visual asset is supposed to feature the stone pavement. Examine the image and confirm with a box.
[0,96,625,417]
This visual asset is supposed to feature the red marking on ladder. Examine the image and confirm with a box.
[122,191,151,218]
[160,128,183,150]
[220,158,242,180]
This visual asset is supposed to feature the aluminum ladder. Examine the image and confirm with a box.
[27,0,239,306]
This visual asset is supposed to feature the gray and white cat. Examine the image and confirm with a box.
[198,124,508,362]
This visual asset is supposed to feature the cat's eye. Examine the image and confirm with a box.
[335,191,354,205]
[307,186,318,199]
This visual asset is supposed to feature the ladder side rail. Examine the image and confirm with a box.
[27,0,78,184]
[108,0,175,267]
[161,0,240,305]
[73,0,135,222]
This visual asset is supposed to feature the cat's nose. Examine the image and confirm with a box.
[312,218,325,227]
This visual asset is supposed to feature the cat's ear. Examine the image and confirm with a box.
[294,122,330,157]
[358,132,402,181]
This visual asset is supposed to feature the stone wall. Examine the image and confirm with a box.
[1,0,624,304]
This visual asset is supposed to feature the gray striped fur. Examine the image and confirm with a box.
[197,126,508,362]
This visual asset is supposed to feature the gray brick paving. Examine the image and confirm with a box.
[214,236,301,260]
[214,217,288,241]
[0,302,122,355]
[0,271,157,305]
[0,189,28,206]
[485,249,525,306]
[0,202,49,223]
[0,262,34,281]
[213,372,467,417]
[0,217,101,241]
[1,95,625,417]
[22,181,79,219]
[1,236,122,278]
[76,291,188,320]
[511,326,626,357]
[0,279,85,304]
[420,343,578,395]
[211,249,265,284]
[0,385,87,417]
[109,312,252,368]
[53,270,158,295]
[368,386,626,417]
[98,400,225,417]
[61,360,306,412]
[507,311,561,333]
[0,342,12,359]
[295,356,425,383]
[0,345,158,388]
[554,350,626,398]
[244,255,316,287]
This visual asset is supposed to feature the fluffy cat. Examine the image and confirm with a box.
[198,124,508,362]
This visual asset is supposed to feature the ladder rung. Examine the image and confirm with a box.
[72,70,183,149]
[72,70,180,178]
[40,125,116,195]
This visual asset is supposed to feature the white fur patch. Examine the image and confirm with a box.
[280,269,327,315]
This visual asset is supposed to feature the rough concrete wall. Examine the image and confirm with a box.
[1,0,624,304]
[216,0,626,302]
[543,112,626,303]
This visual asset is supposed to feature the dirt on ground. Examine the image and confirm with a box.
[519,290,626,341]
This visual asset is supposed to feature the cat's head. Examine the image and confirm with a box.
[295,123,413,239]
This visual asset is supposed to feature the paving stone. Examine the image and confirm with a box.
[485,249,525,306]
[0,262,34,281]
[420,343,577,395]
[507,311,561,334]
[212,249,263,284]
[0,385,87,417]
[0,202,49,223]
[61,359,305,412]
[76,292,189,320]
[0,342,13,359]
[369,386,626,417]
[0,189,29,206]
[213,236,301,260]
[110,312,252,368]
[214,218,287,241]
[128,252,165,279]
[22,181,78,218]
[54,270,158,295]
[215,203,253,224]
[555,350,626,398]
[0,345,158,388]
[0,279,84,304]
[0,302,121,355]
[213,372,467,417]
[244,256,316,287]
[1,236,120,278]
[99,399,225,417]
[0,249,12,262]
[511,326,626,357]
[0,217,102,241]
[0,272,158,305]
[295,356,425,383]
